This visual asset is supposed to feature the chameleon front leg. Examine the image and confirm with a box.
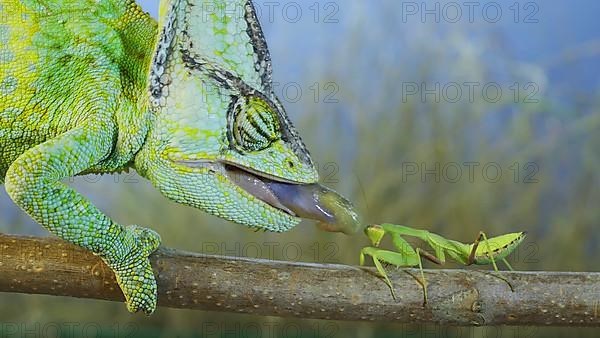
[4,118,160,314]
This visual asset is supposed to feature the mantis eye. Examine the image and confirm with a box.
[233,96,281,152]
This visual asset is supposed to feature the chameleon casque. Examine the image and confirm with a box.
[0,0,360,314]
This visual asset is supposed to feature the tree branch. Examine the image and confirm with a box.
[0,233,598,326]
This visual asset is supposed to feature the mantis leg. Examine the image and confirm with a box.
[417,248,442,265]
[502,258,514,271]
[415,248,428,304]
[472,232,515,291]
[480,231,499,271]
[360,247,423,301]
[360,247,402,300]
[372,255,397,300]
[467,231,499,270]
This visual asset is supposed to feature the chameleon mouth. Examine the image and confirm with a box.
[224,164,363,235]
[173,159,297,216]
[223,164,298,217]
[174,158,362,234]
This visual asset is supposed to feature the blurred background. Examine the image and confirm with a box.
[1,0,599,337]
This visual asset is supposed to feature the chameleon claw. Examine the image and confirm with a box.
[103,225,161,314]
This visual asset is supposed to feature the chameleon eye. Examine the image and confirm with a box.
[233,96,281,152]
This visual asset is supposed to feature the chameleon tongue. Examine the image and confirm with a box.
[224,165,363,235]
[224,166,296,216]
[266,182,363,235]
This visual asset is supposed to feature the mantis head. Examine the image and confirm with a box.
[365,225,386,247]
[136,0,360,233]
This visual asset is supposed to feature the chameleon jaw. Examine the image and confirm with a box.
[173,159,299,217]
[175,159,362,234]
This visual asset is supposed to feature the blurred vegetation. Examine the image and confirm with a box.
[1,0,599,337]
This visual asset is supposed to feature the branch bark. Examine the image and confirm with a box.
[0,233,598,326]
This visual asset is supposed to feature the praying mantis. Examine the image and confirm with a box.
[359,223,527,303]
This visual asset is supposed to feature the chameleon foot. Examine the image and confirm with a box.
[127,225,161,256]
[103,225,161,314]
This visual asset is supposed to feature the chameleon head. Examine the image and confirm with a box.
[135,0,361,233]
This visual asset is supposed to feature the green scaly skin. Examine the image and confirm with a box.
[0,0,327,314]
